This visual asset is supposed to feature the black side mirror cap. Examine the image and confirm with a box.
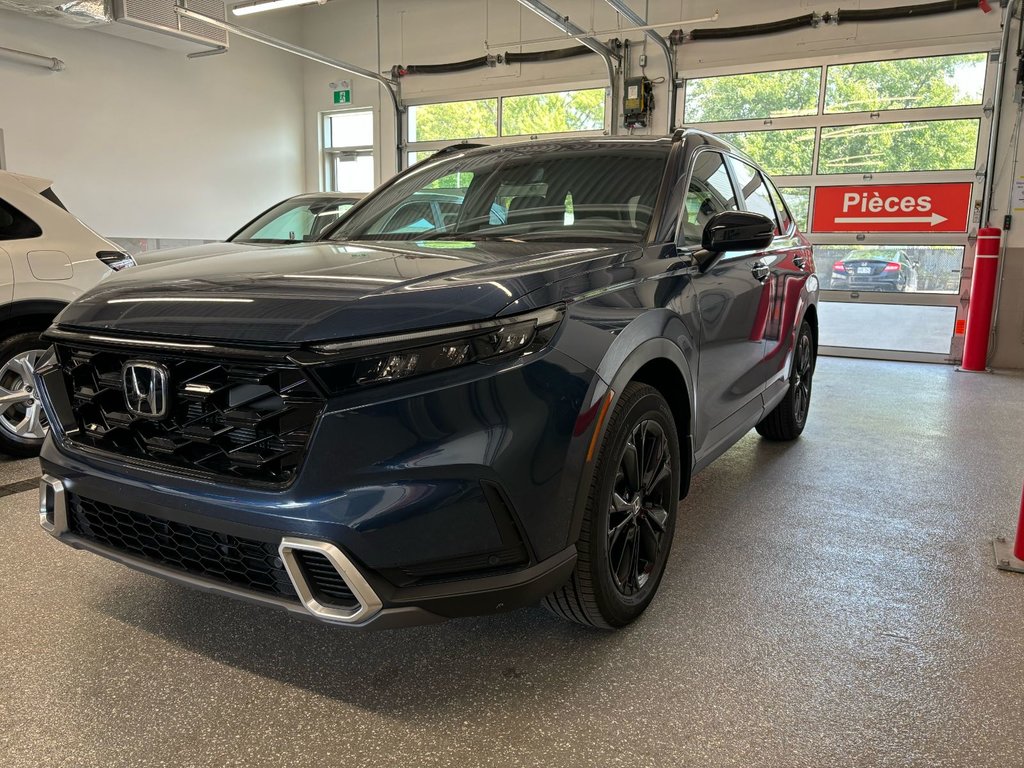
[701,211,775,254]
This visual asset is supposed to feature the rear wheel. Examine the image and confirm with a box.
[0,333,50,457]
[544,382,680,628]
[756,320,815,441]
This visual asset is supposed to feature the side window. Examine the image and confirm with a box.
[729,159,780,234]
[0,198,43,241]
[765,179,794,234]
[680,152,738,248]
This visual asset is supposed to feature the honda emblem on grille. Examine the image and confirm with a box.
[122,361,170,419]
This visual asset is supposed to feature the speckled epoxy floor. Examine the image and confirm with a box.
[2,357,1023,767]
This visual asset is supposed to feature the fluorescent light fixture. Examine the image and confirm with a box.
[232,0,325,16]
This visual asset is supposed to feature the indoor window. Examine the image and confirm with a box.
[322,109,375,193]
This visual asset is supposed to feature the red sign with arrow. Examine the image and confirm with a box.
[811,183,973,233]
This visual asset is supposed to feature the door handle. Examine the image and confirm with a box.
[751,261,770,282]
[793,256,808,270]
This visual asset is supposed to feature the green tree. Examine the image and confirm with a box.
[719,129,815,176]
[502,88,605,136]
[410,99,497,143]
[825,53,985,113]
[686,68,821,122]
[409,89,605,145]
[688,54,983,176]
[818,119,978,174]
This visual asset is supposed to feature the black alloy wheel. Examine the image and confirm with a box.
[756,319,816,441]
[790,330,813,429]
[607,420,672,596]
[544,382,681,628]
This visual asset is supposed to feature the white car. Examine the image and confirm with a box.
[0,170,134,455]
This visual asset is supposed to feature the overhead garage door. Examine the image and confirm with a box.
[679,47,994,363]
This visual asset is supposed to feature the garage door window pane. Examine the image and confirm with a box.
[501,89,605,136]
[327,111,374,147]
[819,302,955,354]
[778,187,809,231]
[408,99,498,142]
[825,53,987,114]
[718,129,816,176]
[816,244,963,294]
[818,119,980,174]
[685,67,821,123]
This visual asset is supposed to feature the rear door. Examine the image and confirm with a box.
[684,151,771,456]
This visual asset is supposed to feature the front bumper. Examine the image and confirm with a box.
[39,473,577,628]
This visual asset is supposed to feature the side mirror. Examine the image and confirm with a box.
[701,211,775,254]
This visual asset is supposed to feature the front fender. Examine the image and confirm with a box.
[560,309,698,548]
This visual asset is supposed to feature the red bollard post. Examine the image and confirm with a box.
[1016,486,1024,562]
[994,483,1024,573]
[961,227,1001,371]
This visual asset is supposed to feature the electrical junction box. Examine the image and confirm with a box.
[623,76,654,129]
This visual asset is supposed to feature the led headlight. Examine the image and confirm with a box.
[309,306,564,392]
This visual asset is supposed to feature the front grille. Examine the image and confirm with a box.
[293,550,358,609]
[54,344,325,484]
[67,494,298,601]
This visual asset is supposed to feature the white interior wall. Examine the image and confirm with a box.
[0,9,306,240]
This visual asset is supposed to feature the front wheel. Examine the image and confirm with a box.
[756,319,815,441]
[0,332,50,457]
[544,382,681,628]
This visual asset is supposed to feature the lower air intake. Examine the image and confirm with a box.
[67,493,298,601]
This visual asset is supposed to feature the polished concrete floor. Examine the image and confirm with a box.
[2,358,1023,767]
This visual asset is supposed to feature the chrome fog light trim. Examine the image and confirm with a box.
[279,537,383,625]
[39,475,67,534]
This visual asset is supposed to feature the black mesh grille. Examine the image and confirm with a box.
[68,494,298,601]
[293,550,358,609]
[54,344,325,484]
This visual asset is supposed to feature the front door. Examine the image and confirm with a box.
[680,150,770,455]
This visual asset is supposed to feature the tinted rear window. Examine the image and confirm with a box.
[0,198,43,240]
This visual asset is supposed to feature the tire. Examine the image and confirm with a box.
[0,332,50,457]
[756,320,815,442]
[544,382,681,628]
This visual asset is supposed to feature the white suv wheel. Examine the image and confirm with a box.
[0,348,49,445]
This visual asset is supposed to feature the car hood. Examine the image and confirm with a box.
[56,240,636,345]
[132,241,267,265]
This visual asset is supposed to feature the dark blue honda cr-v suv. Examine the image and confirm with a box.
[35,131,818,629]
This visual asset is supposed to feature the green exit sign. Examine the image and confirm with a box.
[333,90,351,104]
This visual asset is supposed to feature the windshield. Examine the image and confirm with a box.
[233,197,358,244]
[330,143,671,243]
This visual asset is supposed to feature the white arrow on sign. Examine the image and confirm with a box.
[833,212,949,227]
